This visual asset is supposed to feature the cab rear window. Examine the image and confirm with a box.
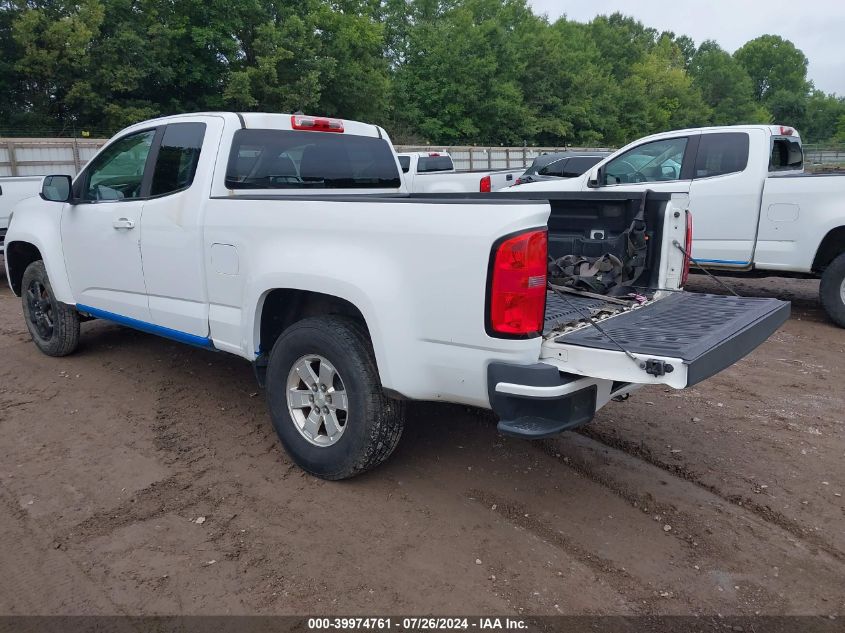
[225,129,401,189]
[416,155,454,173]
[770,138,803,171]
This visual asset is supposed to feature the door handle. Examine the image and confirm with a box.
[112,218,135,230]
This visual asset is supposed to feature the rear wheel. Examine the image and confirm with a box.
[819,252,845,328]
[265,316,405,480]
[21,260,80,356]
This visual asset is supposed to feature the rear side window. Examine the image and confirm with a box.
[693,133,749,179]
[538,159,567,177]
[562,156,603,177]
[151,123,206,196]
[225,129,401,189]
[770,138,803,171]
[416,155,454,173]
[398,156,411,173]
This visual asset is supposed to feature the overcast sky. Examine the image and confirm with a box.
[527,0,845,96]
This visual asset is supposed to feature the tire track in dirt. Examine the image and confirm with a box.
[531,439,706,558]
[57,473,213,546]
[466,488,664,615]
[0,481,124,615]
[575,425,845,564]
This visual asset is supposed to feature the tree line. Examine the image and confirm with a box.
[1,0,844,145]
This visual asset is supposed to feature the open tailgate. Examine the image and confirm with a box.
[541,292,790,388]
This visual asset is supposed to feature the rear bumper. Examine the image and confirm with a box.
[487,363,633,439]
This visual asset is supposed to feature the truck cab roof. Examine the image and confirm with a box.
[114,112,387,140]
[627,124,801,146]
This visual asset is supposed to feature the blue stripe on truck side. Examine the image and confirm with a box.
[76,304,215,350]
[694,258,750,266]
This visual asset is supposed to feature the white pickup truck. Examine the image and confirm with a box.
[5,112,789,479]
[511,125,845,326]
[397,151,520,193]
[0,176,44,255]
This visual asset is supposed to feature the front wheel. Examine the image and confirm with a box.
[265,316,405,480]
[21,260,80,356]
[819,252,845,328]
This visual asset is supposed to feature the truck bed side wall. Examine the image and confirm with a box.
[758,174,845,272]
[202,197,551,408]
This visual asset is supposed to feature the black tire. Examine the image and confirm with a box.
[265,315,405,480]
[820,252,845,328]
[21,260,80,356]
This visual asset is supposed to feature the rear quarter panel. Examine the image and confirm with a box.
[758,174,845,271]
[202,197,551,407]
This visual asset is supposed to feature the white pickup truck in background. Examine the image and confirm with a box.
[398,151,520,193]
[512,125,845,326]
[5,112,789,479]
[0,176,43,254]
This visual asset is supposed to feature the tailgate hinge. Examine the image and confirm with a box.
[641,359,674,377]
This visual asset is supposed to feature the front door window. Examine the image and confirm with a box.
[82,130,156,201]
[603,137,688,185]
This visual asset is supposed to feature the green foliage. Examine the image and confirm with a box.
[799,90,845,144]
[390,0,536,144]
[734,35,809,101]
[836,115,845,144]
[0,2,842,144]
[616,37,711,142]
[689,41,769,126]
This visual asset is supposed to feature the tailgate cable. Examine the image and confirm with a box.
[672,241,741,297]
[546,282,643,369]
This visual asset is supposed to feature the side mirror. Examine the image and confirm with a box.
[587,166,602,188]
[40,175,73,202]
[401,165,410,174]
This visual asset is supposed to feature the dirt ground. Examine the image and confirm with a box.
[0,264,843,617]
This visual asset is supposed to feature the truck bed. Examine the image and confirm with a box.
[543,291,635,335]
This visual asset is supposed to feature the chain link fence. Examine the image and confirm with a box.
[803,144,845,172]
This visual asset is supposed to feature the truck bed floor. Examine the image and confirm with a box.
[543,292,629,335]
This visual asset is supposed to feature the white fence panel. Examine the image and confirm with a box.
[394,145,612,171]
[0,138,108,177]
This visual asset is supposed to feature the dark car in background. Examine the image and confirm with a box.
[514,151,611,185]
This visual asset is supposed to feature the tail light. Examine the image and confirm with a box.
[291,114,344,133]
[681,211,693,286]
[488,229,548,336]
[479,175,492,193]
